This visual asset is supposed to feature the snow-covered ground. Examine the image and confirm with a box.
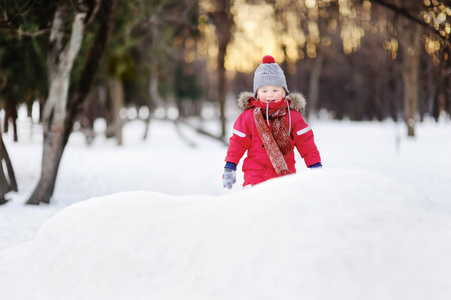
[1,108,451,299]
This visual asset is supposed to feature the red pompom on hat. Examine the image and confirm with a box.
[261,55,276,64]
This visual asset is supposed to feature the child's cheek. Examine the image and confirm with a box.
[275,94,283,102]
[259,95,267,103]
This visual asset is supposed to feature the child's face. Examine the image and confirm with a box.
[257,86,285,103]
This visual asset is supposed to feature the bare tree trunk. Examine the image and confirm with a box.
[149,66,167,110]
[0,131,18,204]
[399,22,421,137]
[65,0,117,139]
[27,1,88,205]
[217,46,227,138]
[3,100,18,141]
[208,0,234,139]
[27,0,116,205]
[306,51,324,120]
[435,47,451,120]
[107,78,124,145]
[446,53,451,116]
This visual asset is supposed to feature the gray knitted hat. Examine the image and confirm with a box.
[253,55,289,96]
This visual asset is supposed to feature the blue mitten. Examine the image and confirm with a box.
[309,162,323,169]
[223,162,237,189]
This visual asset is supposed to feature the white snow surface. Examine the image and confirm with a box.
[1,111,451,299]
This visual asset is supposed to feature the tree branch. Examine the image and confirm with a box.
[0,27,49,37]
[0,0,49,37]
[5,0,36,25]
[369,0,450,47]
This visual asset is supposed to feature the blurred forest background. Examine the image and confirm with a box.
[0,0,450,204]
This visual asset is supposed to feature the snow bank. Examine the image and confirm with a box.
[1,169,451,300]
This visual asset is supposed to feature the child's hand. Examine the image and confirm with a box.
[223,168,236,189]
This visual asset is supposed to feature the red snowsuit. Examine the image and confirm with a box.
[225,92,321,187]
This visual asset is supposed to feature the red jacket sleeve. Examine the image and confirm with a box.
[291,113,321,167]
[225,111,252,165]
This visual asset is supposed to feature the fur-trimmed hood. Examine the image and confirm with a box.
[237,92,307,113]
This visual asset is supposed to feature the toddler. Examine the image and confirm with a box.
[223,55,322,189]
